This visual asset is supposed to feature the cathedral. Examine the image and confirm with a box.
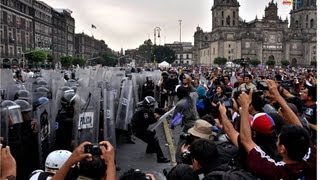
[193,0,317,66]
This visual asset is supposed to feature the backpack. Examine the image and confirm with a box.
[205,168,257,180]
[215,140,239,165]
[204,164,257,180]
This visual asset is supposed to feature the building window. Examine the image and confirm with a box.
[306,15,309,20]
[186,61,189,64]
[310,19,314,28]
[228,56,231,60]
[228,44,231,48]
[187,54,189,59]
[222,11,224,17]
[226,16,230,26]
[233,11,236,18]
[221,20,224,26]
[233,20,235,26]
[295,20,299,28]
[213,48,215,54]
[9,47,13,55]
[228,50,231,54]
[306,22,308,28]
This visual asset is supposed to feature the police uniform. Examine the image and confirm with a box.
[131,107,169,163]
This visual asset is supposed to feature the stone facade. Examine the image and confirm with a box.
[194,0,316,66]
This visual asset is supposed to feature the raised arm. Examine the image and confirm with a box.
[218,103,239,147]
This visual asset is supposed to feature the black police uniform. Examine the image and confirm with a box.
[131,107,169,163]
[142,80,155,99]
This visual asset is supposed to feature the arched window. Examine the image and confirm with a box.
[222,11,224,17]
[295,20,299,28]
[226,16,231,26]
[233,11,235,18]
[310,19,314,28]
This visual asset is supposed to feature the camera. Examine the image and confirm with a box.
[180,133,194,145]
[256,81,269,91]
[84,144,106,156]
[181,150,192,165]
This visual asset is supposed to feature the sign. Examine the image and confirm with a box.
[282,0,301,6]
[78,112,94,130]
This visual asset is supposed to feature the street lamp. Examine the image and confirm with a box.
[154,27,161,45]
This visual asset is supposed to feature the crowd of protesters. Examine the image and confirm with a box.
[0,64,317,180]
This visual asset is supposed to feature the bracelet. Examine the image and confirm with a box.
[5,175,16,180]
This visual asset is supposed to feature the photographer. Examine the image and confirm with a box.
[164,70,179,109]
[51,141,116,180]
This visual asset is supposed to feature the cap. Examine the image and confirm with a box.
[251,113,275,135]
[188,119,217,140]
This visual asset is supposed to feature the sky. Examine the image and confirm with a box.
[44,0,295,51]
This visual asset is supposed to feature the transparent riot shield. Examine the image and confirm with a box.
[115,79,134,130]
[34,101,51,169]
[0,107,9,146]
[5,84,27,101]
[131,74,140,106]
[73,87,101,147]
[103,89,116,148]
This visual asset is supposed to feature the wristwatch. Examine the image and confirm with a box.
[5,175,16,180]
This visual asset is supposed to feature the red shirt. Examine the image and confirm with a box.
[245,145,316,180]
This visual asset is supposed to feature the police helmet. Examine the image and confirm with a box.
[143,96,156,107]
[14,99,32,112]
[60,86,73,92]
[61,89,76,105]
[35,87,50,93]
[14,90,32,101]
[33,97,49,109]
[45,150,72,172]
[36,79,48,87]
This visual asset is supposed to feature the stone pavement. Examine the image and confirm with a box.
[115,123,183,179]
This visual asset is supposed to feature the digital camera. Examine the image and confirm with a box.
[84,144,106,156]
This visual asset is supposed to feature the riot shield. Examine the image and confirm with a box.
[34,101,51,169]
[115,79,134,130]
[73,87,101,146]
[103,89,116,148]
[5,84,27,101]
[0,106,9,146]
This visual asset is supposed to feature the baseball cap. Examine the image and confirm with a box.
[251,113,275,135]
[188,119,217,140]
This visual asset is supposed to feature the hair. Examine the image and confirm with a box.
[201,115,215,126]
[78,156,107,180]
[166,164,199,180]
[306,85,317,102]
[251,91,265,112]
[244,74,252,80]
[120,169,148,180]
[189,139,219,168]
[285,97,304,114]
[223,75,230,81]
[177,86,190,100]
[279,125,310,161]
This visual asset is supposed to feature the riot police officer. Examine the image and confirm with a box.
[131,96,170,163]
[55,89,76,151]
[142,76,155,99]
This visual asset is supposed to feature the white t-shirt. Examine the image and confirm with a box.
[29,170,52,180]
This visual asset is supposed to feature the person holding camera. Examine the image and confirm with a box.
[131,96,170,163]
[51,141,116,180]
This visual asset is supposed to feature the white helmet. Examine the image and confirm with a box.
[45,150,72,171]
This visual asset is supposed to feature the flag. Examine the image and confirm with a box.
[91,24,96,29]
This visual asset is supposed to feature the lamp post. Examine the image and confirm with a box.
[153,27,161,45]
[178,20,182,44]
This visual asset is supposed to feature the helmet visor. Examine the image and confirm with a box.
[7,105,23,125]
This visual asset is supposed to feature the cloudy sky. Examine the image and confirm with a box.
[44,0,294,51]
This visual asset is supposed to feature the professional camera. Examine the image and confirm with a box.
[180,133,194,145]
[256,81,269,91]
[181,150,192,165]
[84,144,106,156]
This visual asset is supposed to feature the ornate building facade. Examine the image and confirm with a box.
[194,0,316,66]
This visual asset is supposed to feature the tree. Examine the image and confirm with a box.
[214,57,227,66]
[281,60,290,66]
[138,39,153,63]
[25,50,47,66]
[101,53,118,67]
[266,59,276,66]
[60,56,73,68]
[249,59,260,66]
[310,61,316,67]
[153,46,175,64]
[72,58,86,67]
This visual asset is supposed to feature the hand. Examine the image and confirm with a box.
[237,90,252,109]
[0,145,16,179]
[180,143,189,153]
[67,141,92,166]
[265,80,281,101]
[31,120,39,133]
[218,102,227,115]
[99,141,115,165]
[214,119,223,129]
[154,113,160,119]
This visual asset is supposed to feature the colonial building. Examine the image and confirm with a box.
[165,41,194,65]
[75,33,110,60]
[194,0,316,66]
[52,8,74,63]
[0,0,34,67]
